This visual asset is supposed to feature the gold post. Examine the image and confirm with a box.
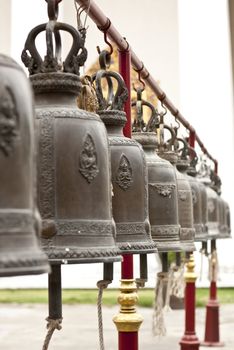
[113,279,143,332]
[184,253,197,283]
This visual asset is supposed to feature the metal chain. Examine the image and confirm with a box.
[97,280,111,350]
[42,317,62,350]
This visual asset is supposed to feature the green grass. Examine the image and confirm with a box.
[0,288,233,307]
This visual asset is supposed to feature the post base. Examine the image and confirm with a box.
[203,299,223,346]
[180,334,200,350]
[201,341,224,347]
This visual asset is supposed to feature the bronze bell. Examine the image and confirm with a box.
[93,53,156,255]
[157,124,195,252]
[21,9,120,264]
[198,163,220,239]
[0,54,49,276]
[187,160,209,242]
[132,99,181,252]
[183,145,208,242]
[210,170,231,239]
[223,200,231,238]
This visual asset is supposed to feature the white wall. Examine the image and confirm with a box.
[0,0,11,55]
[178,0,234,285]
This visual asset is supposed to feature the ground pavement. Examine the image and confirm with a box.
[0,303,233,349]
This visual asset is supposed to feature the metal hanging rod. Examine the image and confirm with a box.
[76,0,218,170]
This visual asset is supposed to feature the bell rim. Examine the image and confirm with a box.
[180,241,196,252]
[0,253,50,277]
[117,241,157,254]
[46,255,122,264]
[155,241,182,252]
[42,246,122,264]
[0,264,50,277]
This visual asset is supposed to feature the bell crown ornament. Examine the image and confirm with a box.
[132,94,181,252]
[155,118,195,252]
[21,0,121,264]
[92,53,157,254]
[0,54,49,276]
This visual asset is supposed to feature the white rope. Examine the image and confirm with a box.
[199,248,205,281]
[152,272,167,337]
[42,317,62,350]
[97,280,111,350]
[171,262,185,299]
[164,266,174,312]
[208,250,218,282]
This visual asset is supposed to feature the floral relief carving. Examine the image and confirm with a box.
[115,154,133,191]
[208,199,215,213]
[149,183,175,198]
[79,134,99,183]
[0,85,18,156]
[192,189,197,204]
[179,190,187,201]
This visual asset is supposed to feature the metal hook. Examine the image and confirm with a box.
[133,62,145,92]
[46,0,61,21]
[160,101,167,117]
[174,118,180,133]
[74,0,91,30]
[97,18,113,56]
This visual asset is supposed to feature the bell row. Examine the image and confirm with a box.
[0,3,230,278]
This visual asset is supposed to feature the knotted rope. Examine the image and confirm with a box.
[42,317,62,350]
[164,265,174,311]
[171,261,185,299]
[97,280,111,350]
[208,250,219,282]
[152,272,167,337]
[199,248,205,281]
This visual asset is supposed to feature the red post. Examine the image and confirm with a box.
[201,240,224,347]
[189,130,196,149]
[113,46,140,350]
[180,253,200,350]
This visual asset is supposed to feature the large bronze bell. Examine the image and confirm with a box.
[179,143,208,242]
[187,154,209,242]
[198,163,220,239]
[0,54,49,276]
[210,170,231,239]
[93,54,156,255]
[223,200,231,238]
[21,9,120,264]
[132,100,181,252]
[157,124,195,252]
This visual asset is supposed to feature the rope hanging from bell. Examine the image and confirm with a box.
[97,279,112,350]
[152,272,167,337]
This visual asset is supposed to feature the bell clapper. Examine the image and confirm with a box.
[136,254,148,288]
[42,264,62,350]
